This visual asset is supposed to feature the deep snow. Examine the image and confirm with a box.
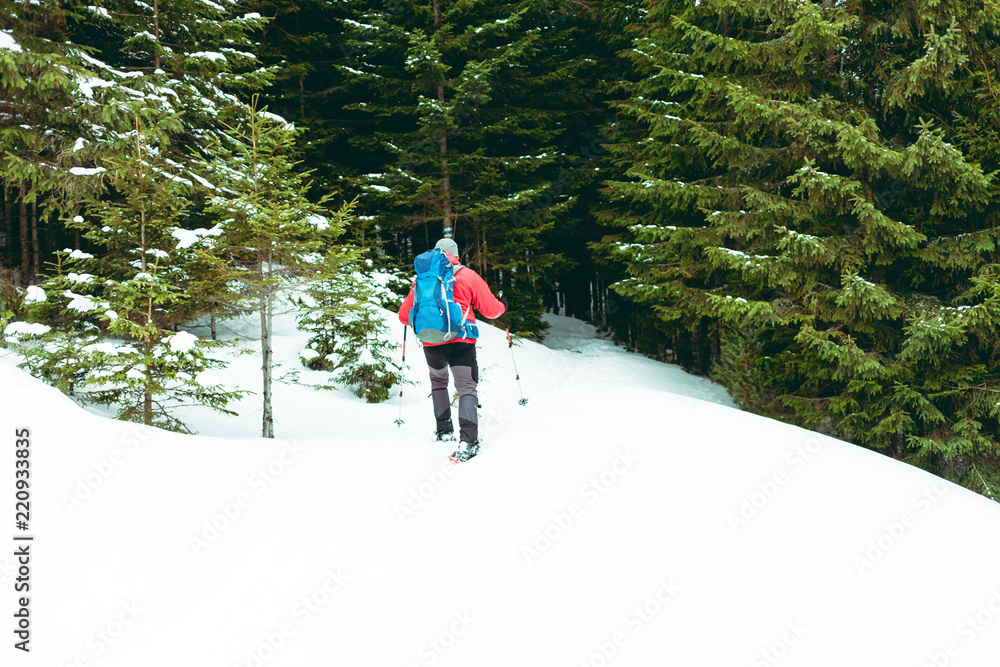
[2,309,1000,667]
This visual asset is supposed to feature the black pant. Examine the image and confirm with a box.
[423,342,479,443]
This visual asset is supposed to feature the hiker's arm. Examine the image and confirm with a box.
[398,283,415,325]
[470,272,506,319]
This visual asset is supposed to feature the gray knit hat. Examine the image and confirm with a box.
[435,237,459,257]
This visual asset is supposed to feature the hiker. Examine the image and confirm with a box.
[398,238,507,462]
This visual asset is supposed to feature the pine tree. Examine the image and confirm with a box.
[604,0,1000,494]
[203,97,356,438]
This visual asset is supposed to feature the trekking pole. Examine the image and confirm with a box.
[394,326,407,427]
[498,292,528,407]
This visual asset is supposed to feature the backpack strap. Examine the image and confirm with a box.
[450,264,472,334]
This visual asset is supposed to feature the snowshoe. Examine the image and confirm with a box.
[449,440,481,463]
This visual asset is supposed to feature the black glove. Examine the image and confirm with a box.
[499,296,509,310]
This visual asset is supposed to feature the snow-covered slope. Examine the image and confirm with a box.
[2,310,1000,666]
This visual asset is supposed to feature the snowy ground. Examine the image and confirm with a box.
[2,308,1000,666]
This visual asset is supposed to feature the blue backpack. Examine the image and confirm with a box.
[409,249,478,344]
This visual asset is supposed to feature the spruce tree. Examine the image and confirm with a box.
[3,263,102,397]
[202,98,356,438]
[248,0,350,193]
[296,251,404,402]
[0,0,271,286]
[69,0,271,143]
[331,0,597,337]
[536,0,646,328]
[604,0,1000,494]
[331,300,403,403]
[9,123,243,431]
[0,0,174,283]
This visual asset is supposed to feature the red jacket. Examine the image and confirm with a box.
[398,252,506,346]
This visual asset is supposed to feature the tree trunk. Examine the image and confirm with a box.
[481,226,489,274]
[438,119,453,237]
[210,311,217,341]
[144,335,153,424]
[432,0,453,237]
[2,186,13,276]
[258,238,275,438]
[299,76,306,121]
[18,196,28,284]
[66,343,75,396]
[144,388,153,424]
[153,0,161,70]
[472,217,482,272]
[260,289,274,438]
[30,201,39,279]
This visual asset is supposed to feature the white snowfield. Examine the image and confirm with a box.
[2,311,1000,666]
